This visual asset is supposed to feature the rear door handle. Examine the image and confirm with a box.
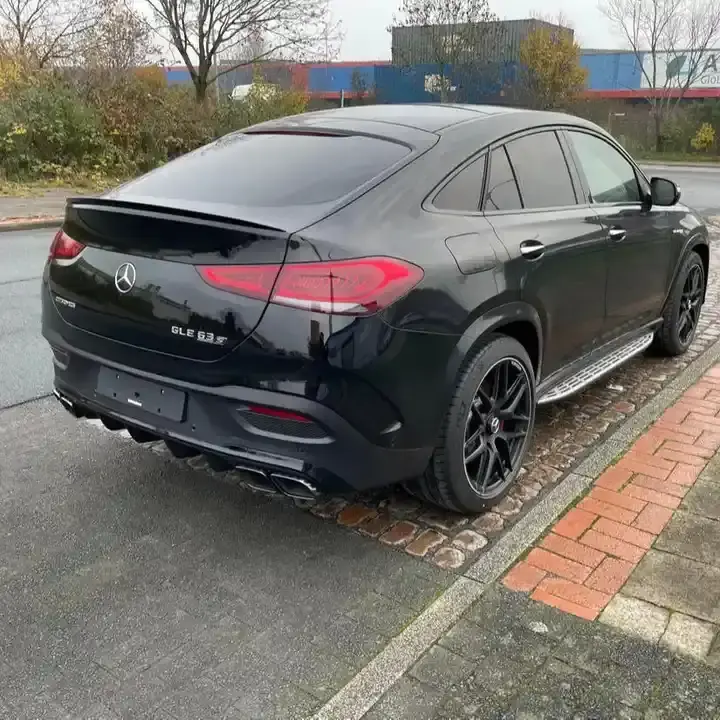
[608,227,627,242]
[520,240,545,260]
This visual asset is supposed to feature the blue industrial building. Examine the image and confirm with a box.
[162,48,720,102]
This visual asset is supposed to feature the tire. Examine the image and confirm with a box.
[406,334,536,514]
[654,251,705,357]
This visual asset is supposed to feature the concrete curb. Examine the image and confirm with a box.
[311,335,720,720]
[0,217,62,233]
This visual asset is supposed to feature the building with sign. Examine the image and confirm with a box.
[640,50,720,90]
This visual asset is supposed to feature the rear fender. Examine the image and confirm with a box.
[443,302,544,400]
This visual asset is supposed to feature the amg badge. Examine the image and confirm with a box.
[54,294,76,309]
[171,326,228,346]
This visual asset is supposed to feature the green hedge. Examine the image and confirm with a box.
[0,65,308,183]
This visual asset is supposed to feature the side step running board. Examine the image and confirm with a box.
[537,331,655,405]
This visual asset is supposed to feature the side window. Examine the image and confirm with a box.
[504,131,577,209]
[567,131,641,204]
[484,147,522,211]
[433,154,486,211]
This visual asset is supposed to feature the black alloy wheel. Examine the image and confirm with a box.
[678,263,704,346]
[463,358,533,500]
[407,334,536,514]
[655,251,705,357]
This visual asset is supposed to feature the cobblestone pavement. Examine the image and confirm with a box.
[362,583,720,720]
[134,233,720,572]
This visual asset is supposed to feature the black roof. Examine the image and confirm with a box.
[253,103,526,133]
[248,103,605,151]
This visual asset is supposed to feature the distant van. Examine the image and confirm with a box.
[230,83,280,101]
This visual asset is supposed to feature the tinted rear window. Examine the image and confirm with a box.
[433,154,486,211]
[505,131,577,209]
[118,132,411,207]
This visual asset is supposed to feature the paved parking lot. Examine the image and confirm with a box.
[1,400,451,718]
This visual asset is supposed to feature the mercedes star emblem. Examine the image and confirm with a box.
[114,262,136,294]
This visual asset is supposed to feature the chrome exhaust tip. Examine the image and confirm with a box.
[271,474,319,501]
[53,389,82,417]
[235,465,281,495]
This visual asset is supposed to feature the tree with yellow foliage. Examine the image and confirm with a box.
[0,53,29,99]
[518,23,588,110]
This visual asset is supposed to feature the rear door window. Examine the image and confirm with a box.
[484,147,522,211]
[117,132,411,207]
[505,131,578,209]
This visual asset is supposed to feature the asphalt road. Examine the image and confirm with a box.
[641,163,720,217]
[1,163,719,411]
[0,227,56,409]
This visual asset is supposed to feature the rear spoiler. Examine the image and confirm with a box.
[65,196,294,235]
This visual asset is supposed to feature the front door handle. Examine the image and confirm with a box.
[608,227,627,242]
[520,240,545,260]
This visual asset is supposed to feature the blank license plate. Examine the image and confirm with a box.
[95,367,187,422]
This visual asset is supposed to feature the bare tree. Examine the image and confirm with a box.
[220,29,267,64]
[390,0,500,102]
[0,0,101,67]
[81,0,158,72]
[146,0,340,103]
[601,0,720,150]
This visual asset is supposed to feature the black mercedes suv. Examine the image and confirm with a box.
[42,103,709,514]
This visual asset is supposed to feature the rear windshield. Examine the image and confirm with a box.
[118,132,411,207]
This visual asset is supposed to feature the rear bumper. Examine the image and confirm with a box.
[48,341,432,496]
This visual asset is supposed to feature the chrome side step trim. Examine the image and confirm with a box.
[537,331,655,405]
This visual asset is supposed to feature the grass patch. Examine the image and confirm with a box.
[0,174,128,198]
[635,151,720,164]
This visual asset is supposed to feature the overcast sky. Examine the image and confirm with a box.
[331,0,622,60]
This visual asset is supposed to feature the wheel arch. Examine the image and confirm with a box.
[444,302,544,397]
[691,240,710,303]
[666,234,709,307]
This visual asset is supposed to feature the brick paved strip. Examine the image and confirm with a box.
[592,518,655,549]
[630,474,688,499]
[585,556,635,595]
[633,504,674,534]
[502,364,720,620]
[503,562,546,592]
[540,533,606,568]
[525,548,592,583]
[552,508,597,539]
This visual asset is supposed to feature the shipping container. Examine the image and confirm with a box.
[375,62,517,104]
[308,63,378,95]
[391,18,573,66]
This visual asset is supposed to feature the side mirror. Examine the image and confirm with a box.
[651,177,681,206]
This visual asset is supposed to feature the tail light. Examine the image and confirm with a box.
[196,257,424,315]
[49,230,85,261]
